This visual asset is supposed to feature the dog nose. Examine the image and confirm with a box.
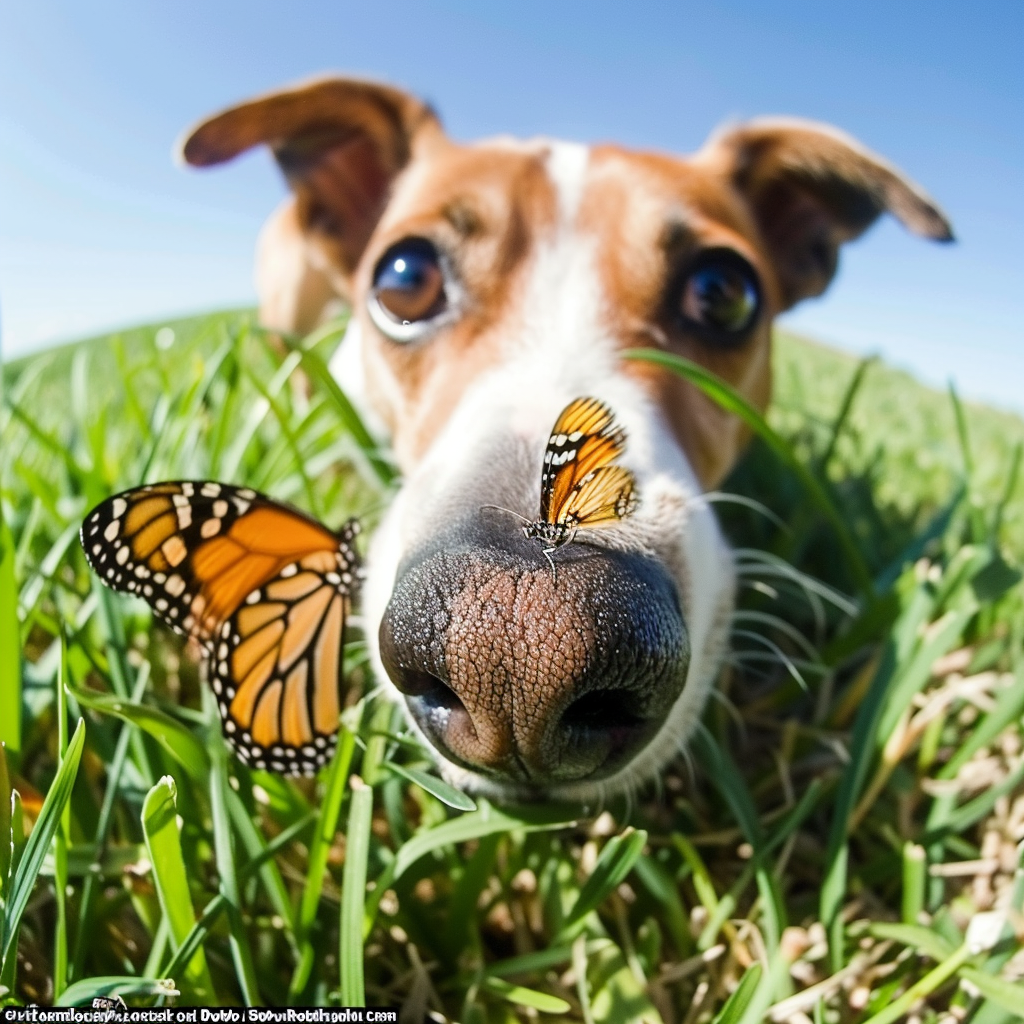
[378,520,689,786]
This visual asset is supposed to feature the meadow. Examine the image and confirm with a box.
[0,310,1022,1023]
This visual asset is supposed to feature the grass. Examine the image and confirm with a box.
[1,309,1022,1022]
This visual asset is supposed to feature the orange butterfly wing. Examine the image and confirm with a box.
[559,465,638,528]
[81,482,360,775]
[539,397,635,528]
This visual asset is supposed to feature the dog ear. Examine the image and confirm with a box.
[180,76,444,281]
[695,118,953,309]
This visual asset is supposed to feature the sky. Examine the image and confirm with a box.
[1,1,1021,411]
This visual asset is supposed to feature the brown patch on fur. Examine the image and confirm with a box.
[180,74,446,298]
[579,145,778,486]
[354,141,560,466]
[693,118,954,307]
[574,128,950,486]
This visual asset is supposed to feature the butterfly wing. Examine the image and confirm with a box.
[81,481,345,641]
[81,482,361,776]
[540,397,632,527]
[559,465,638,528]
[209,525,359,775]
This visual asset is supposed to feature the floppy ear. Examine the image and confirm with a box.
[694,118,953,309]
[180,75,445,288]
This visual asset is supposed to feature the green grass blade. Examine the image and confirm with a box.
[385,762,477,811]
[289,723,356,1000]
[53,632,72,1001]
[691,728,784,952]
[70,686,210,780]
[572,934,596,1024]
[992,440,1022,541]
[561,828,647,934]
[56,976,180,1007]
[0,504,20,758]
[340,775,373,1007]
[219,349,299,482]
[95,588,157,787]
[163,811,315,986]
[867,922,954,961]
[298,724,356,936]
[699,780,823,951]
[901,843,927,926]
[876,608,971,743]
[0,792,22,996]
[623,346,874,597]
[936,665,1024,781]
[159,896,226,985]
[441,834,501,963]
[0,744,11,896]
[819,574,940,968]
[633,854,693,958]
[242,362,320,517]
[140,776,215,1003]
[225,786,296,944]
[482,976,572,1015]
[363,802,577,937]
[71,663,150,981]
[949,382,974,478]
[859,943,972,1024]
[339,700,391,1007]
[929,757,1024,840]
[1,718,85,975]
[711,962,762,1024]
[819,355,876,471]
[390,803,578,884]
[291,343,396,488]
[958,967,1024,1017]
[208,725,261,1006]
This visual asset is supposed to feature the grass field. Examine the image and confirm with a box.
[1,310,1022,1022]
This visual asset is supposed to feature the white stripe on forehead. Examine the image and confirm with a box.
[543,141,589,226]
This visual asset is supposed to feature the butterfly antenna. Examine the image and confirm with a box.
[480,503,533,526]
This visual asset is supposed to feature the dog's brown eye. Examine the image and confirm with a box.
[678,250,760,340]
[370,238,449,341]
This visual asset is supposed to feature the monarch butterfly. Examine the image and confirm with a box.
[80,481,361,776]
[485,396,638,569]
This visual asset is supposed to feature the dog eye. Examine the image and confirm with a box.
[677,250,760,340]
[369,238,449,342]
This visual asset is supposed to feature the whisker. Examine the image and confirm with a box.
[731,609,821,662]
[708,687,747,740]
[741,579,780,600]
[734,547,858,618]
[696,490,790,533]
[730,628,810,691]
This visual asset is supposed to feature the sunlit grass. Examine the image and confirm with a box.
[1,311,1022,1021]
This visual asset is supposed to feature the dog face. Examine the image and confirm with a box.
[182,76,951,802]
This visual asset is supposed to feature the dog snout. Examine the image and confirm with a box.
[378,520,689,787]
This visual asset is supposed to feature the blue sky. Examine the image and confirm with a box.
[2,1,1021,411]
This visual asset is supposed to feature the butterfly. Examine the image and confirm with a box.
[80,481,362,776]
[485,396,638,570]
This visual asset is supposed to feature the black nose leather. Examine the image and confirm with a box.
[379,516,689,786]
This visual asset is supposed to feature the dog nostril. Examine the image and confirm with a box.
[561,689,647,735]
[392,668,463,711]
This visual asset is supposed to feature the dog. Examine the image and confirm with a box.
[180,75,952,803]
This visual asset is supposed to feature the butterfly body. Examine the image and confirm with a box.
[486,397,638,571]
[81,481,361,776]
[521,519,576,550]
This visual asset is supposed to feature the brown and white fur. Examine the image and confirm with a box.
[181,76,952,804]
